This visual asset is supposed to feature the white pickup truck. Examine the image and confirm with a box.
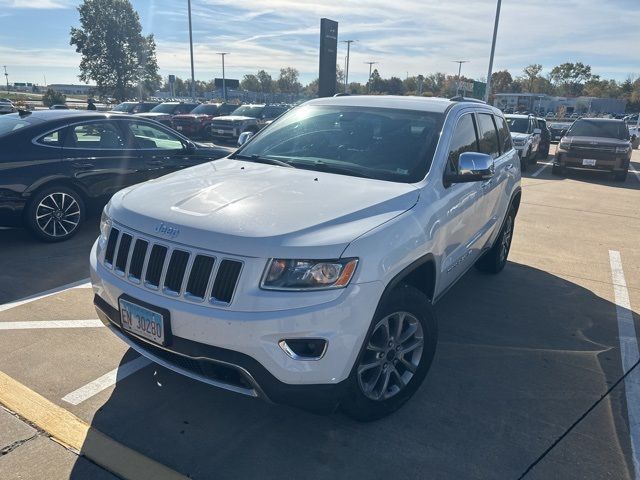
[91,96,522,420]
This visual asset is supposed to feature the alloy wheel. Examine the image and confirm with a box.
[35,192,81,238]
[357,311,424,401]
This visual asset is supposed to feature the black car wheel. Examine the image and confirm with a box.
[521,150,530,172]
[552,164,566,176]
[26,186,85,242]
[342,285,437,421]
[475,205,515,274]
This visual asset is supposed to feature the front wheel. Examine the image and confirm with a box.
[26,186,85,242]
[475,205,515,274]
[341,285,437,421]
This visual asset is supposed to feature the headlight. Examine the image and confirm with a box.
[261,258,358,290]
[615,145,630,154]
[97,209,111,254]
[559,139,570,150]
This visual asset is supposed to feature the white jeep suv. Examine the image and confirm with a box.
[91,96,521,420]
[505,114,541,171]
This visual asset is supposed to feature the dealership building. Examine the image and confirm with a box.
[493,93,626,115]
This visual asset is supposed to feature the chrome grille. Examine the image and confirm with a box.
[103,226,242,305]
[570,144,616,152]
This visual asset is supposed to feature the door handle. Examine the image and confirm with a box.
[505,163,514,170]
[72,162,94,169]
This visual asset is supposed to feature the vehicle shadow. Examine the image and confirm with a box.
[0,215,99,304]
[69,261,638,480]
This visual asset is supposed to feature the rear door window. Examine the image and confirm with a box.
[476,113,501,159]
[64,122,125,149]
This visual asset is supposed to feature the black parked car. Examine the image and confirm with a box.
[548,122,572,142]
[536,117,551,159]
[109,101,159,114]
[0,110,234,241]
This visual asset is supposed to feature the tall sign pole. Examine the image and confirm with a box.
[187,0,196,100]
[484,0,503,103]
[318,18,338,98]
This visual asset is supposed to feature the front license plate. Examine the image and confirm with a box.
[582,159,597,166]
[119,298,165,345]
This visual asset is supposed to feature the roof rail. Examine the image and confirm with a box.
[449,96,486,104]
[333,93,350,97]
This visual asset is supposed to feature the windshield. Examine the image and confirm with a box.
[505,117,529,134]
[191,104,219,115]
[0,115,32,137]
[231,105,265,118]
[567,120,629,140]
[236,105,444,183]
[112,103,136,112]
[150,103,179,114]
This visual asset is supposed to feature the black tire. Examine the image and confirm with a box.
[26,185,85,242]
[475,205,515,274]
[551,164,565,176]
[341,285,437,421]
[613,169,628,182]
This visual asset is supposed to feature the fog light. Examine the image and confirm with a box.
[279,339,328,360]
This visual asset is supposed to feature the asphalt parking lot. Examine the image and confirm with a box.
[1,147,639,479]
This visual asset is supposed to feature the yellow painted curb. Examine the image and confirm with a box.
[0,370,188,480]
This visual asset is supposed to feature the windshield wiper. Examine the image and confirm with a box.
[287,159,374,179]
[232,153,295,168]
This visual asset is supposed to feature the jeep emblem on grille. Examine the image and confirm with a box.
[155,222,180,238]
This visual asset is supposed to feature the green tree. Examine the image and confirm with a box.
[276,67,301,94]
[70,0,161,101]
[549,62,593,96]
[304,78,319,97]
[522,64,543,92]
[384,77,405,95]
[240,74,261,92]
[368,69,384,93]
[256,70,273,93]
[42,89,67,107]
[490,70,515,94]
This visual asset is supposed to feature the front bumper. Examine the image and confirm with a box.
[90,240,382,407]
[555,150,630,172]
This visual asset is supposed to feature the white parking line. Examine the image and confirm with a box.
[531,162,552,178]
[62,356,151,405]
[630,164,640,182]
[0,320,104,330]
[608,250,640,478]
[0,278,91,313]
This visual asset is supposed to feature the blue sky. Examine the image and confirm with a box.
[0,0,638,86]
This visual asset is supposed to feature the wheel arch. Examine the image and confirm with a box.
[23,176,89,203]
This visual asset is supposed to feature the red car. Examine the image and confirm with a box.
[172,103,238,138]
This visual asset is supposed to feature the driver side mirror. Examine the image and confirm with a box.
[533,128,542,134]
[444,152,495,186]
[237,131,254,146]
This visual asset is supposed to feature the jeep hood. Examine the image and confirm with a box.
[109,159,420,258]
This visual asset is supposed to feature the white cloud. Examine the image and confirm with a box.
[0,0,74,8]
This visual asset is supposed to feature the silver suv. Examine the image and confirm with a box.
[91,96,521,420]
[505,114,541,171]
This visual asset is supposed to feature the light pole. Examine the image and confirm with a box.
[217,53,229,102]
[3,66,9,94]
[341,40,356,93]
[452,60,469,96]
[187,0,196,100]
[484,0,503,103]
[364,61,378,93]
